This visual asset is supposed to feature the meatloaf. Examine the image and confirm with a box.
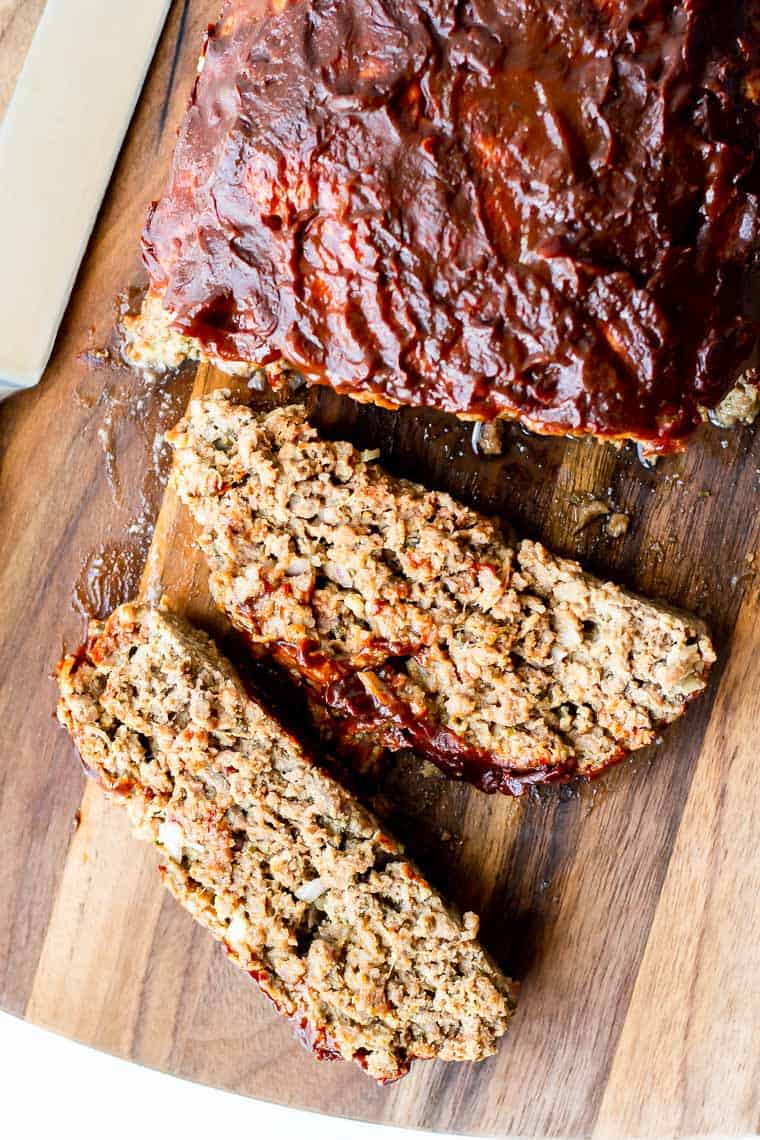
[167,396,715,793]
[56,604,515,1081]
[129,0,760,452]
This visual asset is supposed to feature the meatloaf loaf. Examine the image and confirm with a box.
[167,396,715,794]
[56,604,515,1081]
[128,0,760,452]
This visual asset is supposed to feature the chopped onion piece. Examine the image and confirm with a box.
[285,558,310,576]
[295,878,327,903]
[324,560,352,588]
[226,912,249,945]
[158,820,184,861]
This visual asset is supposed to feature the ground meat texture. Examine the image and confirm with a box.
[140,0,759,453]
[167,397,716,793]
[56,605,515,1081]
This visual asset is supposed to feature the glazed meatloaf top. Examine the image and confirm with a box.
[143,0,760,451]
[168,396,715,793]
[56,604,515,1081]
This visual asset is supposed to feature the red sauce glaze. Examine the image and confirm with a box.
[247,969,342,1061]
[291,1015,343,1064]
[144,0,759,450]
[272,638,572,795]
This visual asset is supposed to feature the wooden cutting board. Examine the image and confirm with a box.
[1,3,758,1135]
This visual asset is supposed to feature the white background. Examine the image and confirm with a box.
[0,1010,480,1140]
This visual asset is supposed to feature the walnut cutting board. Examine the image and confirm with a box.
[1,3,759,1136]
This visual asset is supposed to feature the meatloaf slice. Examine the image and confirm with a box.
[168,396,715,794]
[56,604,515,1081]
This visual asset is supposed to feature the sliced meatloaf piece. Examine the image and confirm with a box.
[56,604,515,1081]
[168,396,716,794]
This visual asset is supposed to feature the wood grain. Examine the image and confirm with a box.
[1,2,758,1135]
[0,0,47,120]
[594,586,760,1139]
